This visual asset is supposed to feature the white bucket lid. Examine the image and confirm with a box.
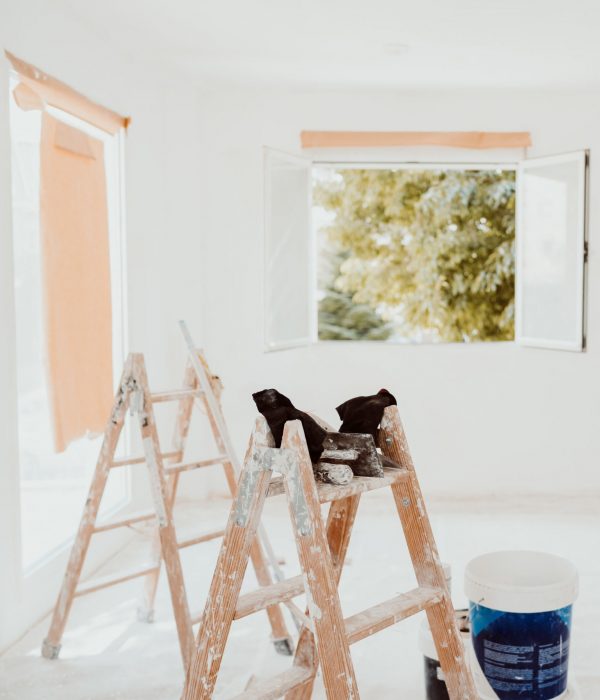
[465,550,578,614]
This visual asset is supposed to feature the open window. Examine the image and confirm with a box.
[263,148,313,350]
[264,146,588,352]
[516,151,588,351]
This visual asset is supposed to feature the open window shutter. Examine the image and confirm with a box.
[264,148,312,350]
[516,151,588,351]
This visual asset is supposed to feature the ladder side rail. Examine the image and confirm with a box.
[285,494,361,700]
[280,421,359,700]
[182,417,276,700]
[180,325,290,587]
[241,412,296,649]
[139,360,198,622]
[132,355,194,671]
[379,406,478,700]
[179,322,240,471]
[42,355,135,659]
[195,348,297,645]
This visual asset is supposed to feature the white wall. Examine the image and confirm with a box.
[192,87,600,499]
[3,6,600,649]
[0,0,202,650]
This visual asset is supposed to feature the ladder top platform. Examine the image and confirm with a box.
[267,464,408,503]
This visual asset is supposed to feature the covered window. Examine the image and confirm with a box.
[8,54,129,569]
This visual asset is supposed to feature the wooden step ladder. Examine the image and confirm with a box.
[41,350,294,670]
[182,406,478,700]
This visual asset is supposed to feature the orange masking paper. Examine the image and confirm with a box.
[300,130,532,149]
[6,51,129,134]
[40,113,114,452]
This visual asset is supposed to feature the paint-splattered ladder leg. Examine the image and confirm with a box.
[380,406,478,700]
[281,421,359,700]
[182,419,277,700]
[132,355,194,671]
[41,355,135,659]
[138,363,197,623]
[203,389,293,654]
[285,494,361,700]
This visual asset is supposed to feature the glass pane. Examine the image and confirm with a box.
[264,150,311,349]
[518,154,585,349]
[314,166,516,343]
[9,81,128,571]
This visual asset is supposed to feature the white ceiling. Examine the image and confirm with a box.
[64,0,600,90]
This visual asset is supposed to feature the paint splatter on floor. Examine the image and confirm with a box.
[1,493,599,699]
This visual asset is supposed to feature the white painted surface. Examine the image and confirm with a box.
[43,0,600,90]
[2,0,600,660]
[0,494,598,698]
[516,151,587,351]
[191,86,600,501]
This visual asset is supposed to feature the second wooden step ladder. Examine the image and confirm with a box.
[182,405,478,700]
[41,349,294,671]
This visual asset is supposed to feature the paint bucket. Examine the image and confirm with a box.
[420,609,470,700]
[465,551,578,700]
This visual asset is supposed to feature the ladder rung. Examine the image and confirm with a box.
[234,575,305,620]
[191,575,305,626]
[93,509,156,533]
[230,667,314,700]
[110,450,179,468]
[344,586,443,645]
[268,465,409,503]
[164,456,228,475]
[150,388,203,403]
[177,528,225,549]
[74,564,159,597]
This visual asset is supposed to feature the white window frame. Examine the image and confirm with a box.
[515,150,588,352]
[263,147,314,351]
[5,70,131,652]
[9,101,130,556]
[265,146,588,352]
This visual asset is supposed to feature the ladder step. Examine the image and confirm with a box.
[164,456,228,475]
[150,388,203,403]
[234,575,305,620]
[93,509,156,533]
[177,528,225,549]
[191,575,306,626]
[230,667,314,700]
[74,564,160,597]
[268,465,409,503]
[344,586,443,645]
[110,450,179,468]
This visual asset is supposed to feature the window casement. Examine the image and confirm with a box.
[264,146,588,352]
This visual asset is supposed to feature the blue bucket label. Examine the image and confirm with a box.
[470,603,572,700]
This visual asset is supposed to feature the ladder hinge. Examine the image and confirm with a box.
[584,240,589,263]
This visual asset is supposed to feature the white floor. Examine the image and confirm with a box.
[1,492,599,699]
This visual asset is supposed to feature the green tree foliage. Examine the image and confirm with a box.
[319,252,393,340]
[315,168,516,342]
